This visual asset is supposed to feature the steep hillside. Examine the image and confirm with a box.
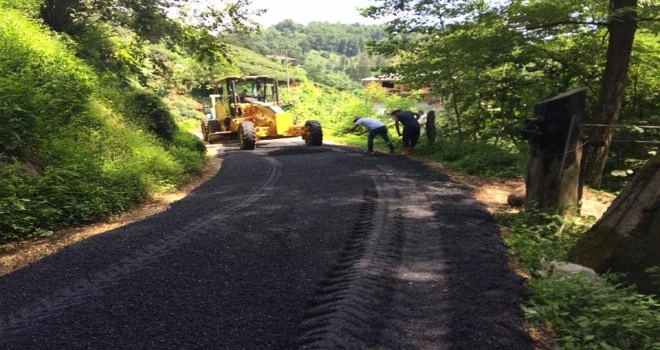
[227,45,306,82]
[224,21,388,89]
[0,7,206,242]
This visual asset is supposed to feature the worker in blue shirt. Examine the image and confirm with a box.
[343,116,395,155]
[391,109,421,155]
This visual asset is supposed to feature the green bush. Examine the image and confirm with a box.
[168,130,206,173]
[166,95,206,122]
[525,274,660,349]
[416,140,525,178]
[104,119,185,194]
[0,158,144,242]
[172,129,206,154]
[168,147,205,174]
[0,98,200,242]
[0,10,95,152]
[497,210,591,274]
[177,118,203,134]
[0,7,217,243]
[498,209,660,350]
[0,0,40,15]
[0,164,57,240]
[118,88,177,142]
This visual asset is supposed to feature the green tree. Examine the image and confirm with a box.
[569,152,660,293]
[223,20,387,88]
[365,1,534,144]
[516,0,652,189]
[38,0,263,64]
[364,0,658,181]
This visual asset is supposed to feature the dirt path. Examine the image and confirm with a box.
[421,160,614,218]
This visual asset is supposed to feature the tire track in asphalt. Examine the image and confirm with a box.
[297,160,531,349]
[0,156,282,337]
[297,172,405,349]
[373,168,455,349]
[373,165,531,349]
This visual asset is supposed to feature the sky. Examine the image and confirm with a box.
[246,0,383,28]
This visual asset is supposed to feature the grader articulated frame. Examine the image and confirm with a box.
[201,75,322,150]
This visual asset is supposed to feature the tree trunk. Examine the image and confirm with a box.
[41,0,76,33]
[569,153,660,294]
[583,0,638,189]
[426,111,437,145]
[451,93,463,143]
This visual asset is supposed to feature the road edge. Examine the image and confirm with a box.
[0,155,222,277]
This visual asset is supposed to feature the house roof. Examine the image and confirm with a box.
[266,55,299,61]
[361,74,402,82]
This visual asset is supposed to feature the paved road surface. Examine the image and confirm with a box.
[0,138,532,349]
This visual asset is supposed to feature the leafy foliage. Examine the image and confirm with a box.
[227,45,303,82]
[0,10,95,153]
[526,274,660,349]
[0,6,207,242]
[497,209,660,349]
[37,0,262,63]
[364,0,658,189]
[498,211,592,273]
[601,31,660,191]
[416,140,525,178]
[122,89,178,141]
[224,21,388,89]
[226,20,386,58]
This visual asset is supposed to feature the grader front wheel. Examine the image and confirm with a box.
[303,120,323,146]
[238,121,256,150]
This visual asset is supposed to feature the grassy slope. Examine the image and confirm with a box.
[227,45,306,82]
[0,9,206,242]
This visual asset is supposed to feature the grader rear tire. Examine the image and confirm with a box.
[238,121,256,150]
[201,122,208,141]
[206,120,222,144]
[304,120,323,146]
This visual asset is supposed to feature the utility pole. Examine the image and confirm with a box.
[285,46,290,93]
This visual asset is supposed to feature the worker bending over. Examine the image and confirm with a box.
[344,116,395,155]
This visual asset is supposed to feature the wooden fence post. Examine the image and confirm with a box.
[521,87,587,215]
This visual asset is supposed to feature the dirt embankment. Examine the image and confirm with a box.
[421,161,614,218]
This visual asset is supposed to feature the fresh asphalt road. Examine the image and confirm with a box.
[0,138,532,349]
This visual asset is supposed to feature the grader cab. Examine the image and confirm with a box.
[200,75,323,150]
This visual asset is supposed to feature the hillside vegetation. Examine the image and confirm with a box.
[0,13,206,241]
[227,44,306,82]
[225,21,388,89]
[0,2,214,241]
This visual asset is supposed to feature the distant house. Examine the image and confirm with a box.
[361,76,444,113]
[266,55,299,67]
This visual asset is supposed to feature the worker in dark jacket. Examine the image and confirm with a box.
[391,110,421,155]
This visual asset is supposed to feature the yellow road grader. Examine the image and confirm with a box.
[200,75,323,150]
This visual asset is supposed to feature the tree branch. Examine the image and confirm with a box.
[526,20,607,30]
